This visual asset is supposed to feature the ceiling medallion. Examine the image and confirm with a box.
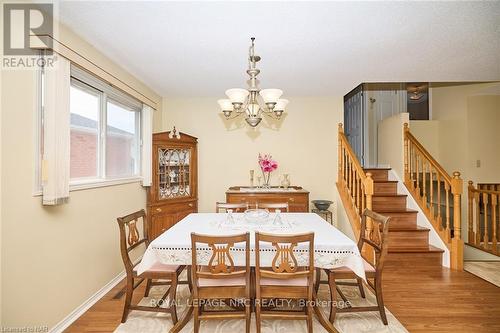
[217,37,289,128]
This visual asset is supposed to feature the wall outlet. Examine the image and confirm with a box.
[476,159,481,168]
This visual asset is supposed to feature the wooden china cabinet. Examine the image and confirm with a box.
[147,131,198,240]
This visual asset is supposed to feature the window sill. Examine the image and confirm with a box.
[33,177,144,196]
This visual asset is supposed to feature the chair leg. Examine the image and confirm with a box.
[245,300,251,333]
[193,301,200,333]
[328,273,338,323]
[314,268,321,293]
[375,277,388,325]
[255,298,262,333]
[121,276,134,323]
[356,277,366,298]
[169,276,179,325]
[187,266,193,293]
[144,278,152,297]
[306,301,314,333]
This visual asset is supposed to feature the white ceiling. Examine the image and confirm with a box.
[58,1,500,97]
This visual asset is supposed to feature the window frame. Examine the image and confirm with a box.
[34,64,144,195]
[69,66,143,188]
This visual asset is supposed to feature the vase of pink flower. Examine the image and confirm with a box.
[258,153,278,188]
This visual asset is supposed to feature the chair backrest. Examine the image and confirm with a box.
[255,232,314,285]
[358,209,391,271]
[257,202,289,212]
[191,232,251,290]
[215,202,249,213]
[117,209,149,274]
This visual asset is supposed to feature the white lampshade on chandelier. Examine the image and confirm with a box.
[218,37,289,127]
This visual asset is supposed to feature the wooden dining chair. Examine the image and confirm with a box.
[325,209,390,325]
[117,209,185,324]
[257,202,289,212]
[191,232,251,333]
[255,232,315,333]
[215,202,249,213]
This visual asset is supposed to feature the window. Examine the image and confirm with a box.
[69,66,142,186]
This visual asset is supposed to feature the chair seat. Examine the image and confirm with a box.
[134,261,180,276]
[331,259,376,274]
[260,276,308,287]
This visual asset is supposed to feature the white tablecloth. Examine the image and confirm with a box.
[137,213,365,280]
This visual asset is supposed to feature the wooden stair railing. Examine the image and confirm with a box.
[467,182,500,256]
[403,123,464,270]
[337,124,374,260]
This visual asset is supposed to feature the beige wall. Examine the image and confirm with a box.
[160,97,354,235]
[409,120,440,160]
[467,95,500,183]
[1,22,160,328]
[428,83,500,259]
[377,112,409,178]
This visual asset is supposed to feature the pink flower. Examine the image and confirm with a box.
[263,166,273,172]
[258,153,278,173]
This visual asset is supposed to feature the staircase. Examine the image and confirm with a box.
[365,168,444,267]
[337,123,464,269]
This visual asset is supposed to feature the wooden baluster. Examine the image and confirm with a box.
[350,161,354,196]
[348,160,353,194]
[338,124,343,183]
[411,147,415,191]
[468,181,475,245]
[445,182,451,242]
[483,192,489,251]
[353,172,358,208]
[361,185,366,213]
[429,166,434,216]
[437,173,442,230]
[415,152,420,197]
[492,193,498,255]
[422,160,427,207]
[355,175,360,213]
[403,123,409,183]
[450,172,464,270]
[344,150,347,183]
[475,191,481,245]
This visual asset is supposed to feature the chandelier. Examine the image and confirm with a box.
[217,37,289,127]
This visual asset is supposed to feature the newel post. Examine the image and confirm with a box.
[403,123,410,184]
[363,173,375,262]
[450,171,464,270]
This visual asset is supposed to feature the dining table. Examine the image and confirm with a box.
[136,212,366,333]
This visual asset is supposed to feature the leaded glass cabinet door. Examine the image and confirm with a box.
[157,147,192,200]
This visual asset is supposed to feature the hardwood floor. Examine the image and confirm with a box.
[65,264,500,333]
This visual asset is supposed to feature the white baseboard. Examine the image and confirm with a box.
[49,270,126,333]
[49,257,142,333]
